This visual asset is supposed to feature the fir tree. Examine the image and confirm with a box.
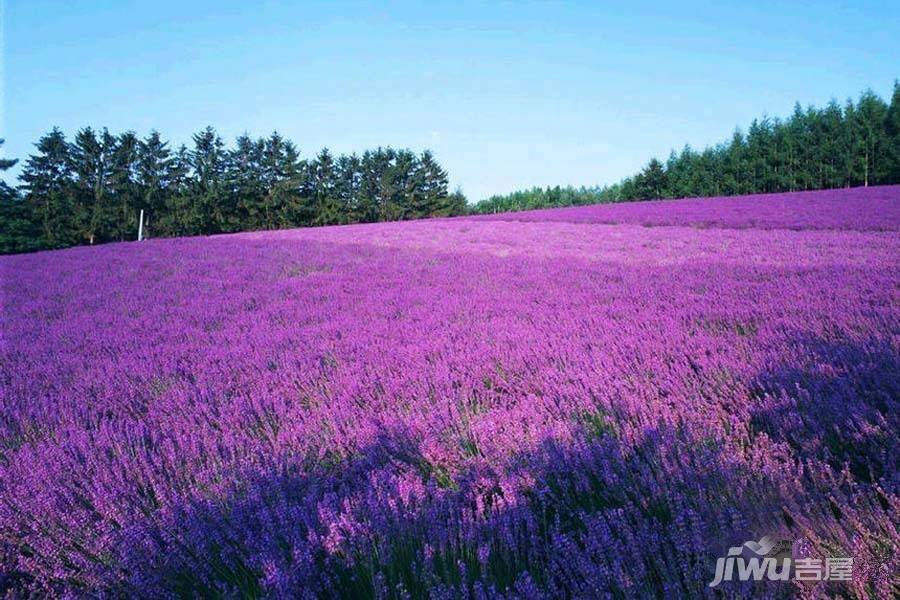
[19,128,75,247]
[885,81,900,181]
[0,139,42,253]
[137,131,176,238]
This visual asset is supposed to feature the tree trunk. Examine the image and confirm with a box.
[864,147,869,187]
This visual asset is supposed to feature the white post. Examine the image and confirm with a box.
[138,209,144,241]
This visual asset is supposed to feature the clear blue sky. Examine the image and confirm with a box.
[2,1,898,200]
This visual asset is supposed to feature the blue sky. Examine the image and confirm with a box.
[2,1,898,200]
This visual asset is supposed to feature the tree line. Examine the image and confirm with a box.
[0,129,466,253]
[3,84,899,253]
[474,83,900,213]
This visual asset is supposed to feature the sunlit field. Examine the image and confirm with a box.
[1,187,897,597]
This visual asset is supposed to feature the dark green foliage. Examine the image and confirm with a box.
[474,185,616,214]
[137,131,178,238]
[5,84,899,253]
[887,84,900,181]
[474,84,900,213]
[2,127,464,254]
[441,188,469,218]
[0,139,42,254]
[633,157,668,200]
[311,148,343,226]
[18,128,76,249]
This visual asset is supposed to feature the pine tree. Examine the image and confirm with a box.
[416,150,450,217]
[818,100,845,189]
[722,129,747,195]
[311,148,343,225]
[73,127,124,243]
[258,132,302,229]
[229,133,266,229]
[843,99,865,187]
[358,149,382,223]
[19,128,75,247]
[261,131,286,192]
[634,158,668,200]
[666,146,695,198]
[110,132,141,241]
[443,187,468,216]
[854,90,889,186]
[189,127,230,234]
[885,81,900,181]
[746,118,772,192]
[335,154,362,223]
[137,131,176,238]
[0,139,42,253]
[384,149,415,220]
[158,144,193,236]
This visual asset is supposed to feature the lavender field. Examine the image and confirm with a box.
[1,187,898,598]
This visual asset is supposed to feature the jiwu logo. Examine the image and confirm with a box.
[709,536,853,587]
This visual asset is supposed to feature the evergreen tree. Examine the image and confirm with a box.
[414,150,450,217]
[311,148,342,225]
[229,133,266,229]
[634,158,668,200]
[335,154,363,222]
[818,100,845,189]
[443,187,469,217]
[854,90,890,186]
[259,132,302,229]
[189,127,230,234]
[70,127,112,244]
[260,132,286,191]
[885,82,900,181]
[665,146,694,198]
[158,144,194,236]
[19,128,75,248]
[842,100,863,187]
[137,131,176,238]
[721,130,747,195]
[109,132,141,241]
[0,140,42,253]
[746,118,772,192]
[388,149,417,220]
[358,149,384,223]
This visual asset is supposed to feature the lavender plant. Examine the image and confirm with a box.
[0,187,897,598]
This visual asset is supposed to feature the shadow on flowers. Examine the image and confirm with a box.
[747,334,898,485]
[106,419,804,598]
[44,336,897,598]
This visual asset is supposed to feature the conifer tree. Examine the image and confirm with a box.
[311,148,342,225]
[229,133,266,229]
[885,82,900,181]
[189,127,230,234]
[137,131,176,237]
[415,150,450,217]
[854,90,889,186]
[158,144,194,236]
[335,153,363,222]
[358,149,383,223]
[634,158,668,200]
[19,128,75,247]
[110,132,141,241]
[0,139,41,253]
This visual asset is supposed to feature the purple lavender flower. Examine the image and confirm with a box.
[0,187,897,597]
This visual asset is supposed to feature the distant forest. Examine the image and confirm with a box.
[473,83,900,213]
[2,84,899,253]
[0,131,466,254]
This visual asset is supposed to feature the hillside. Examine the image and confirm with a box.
[471,185,900,231]
[1,187,897,597]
